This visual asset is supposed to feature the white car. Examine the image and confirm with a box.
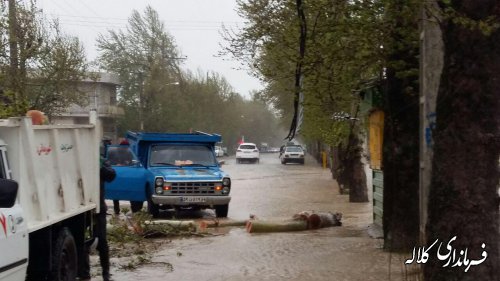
[280,145,305,164]
[236,142,260,164]
[215,146,224,157]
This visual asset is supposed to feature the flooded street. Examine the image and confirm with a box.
[109,153,408,281]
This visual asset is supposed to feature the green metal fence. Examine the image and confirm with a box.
[373,170,384,227]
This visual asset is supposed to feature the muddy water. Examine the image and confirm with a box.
[109,153,408,281]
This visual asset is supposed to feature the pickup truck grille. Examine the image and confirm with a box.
[170,182,216,194]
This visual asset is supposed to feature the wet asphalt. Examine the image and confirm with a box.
[107,153,409,281]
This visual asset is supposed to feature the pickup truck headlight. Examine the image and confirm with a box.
[222,177,231,187]
[155,186,163,194]
[221,177,231,194]
[155,177,164,187]
[155,177,164,194]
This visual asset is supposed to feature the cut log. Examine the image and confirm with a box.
[246,211,342,233]
[246,219,308,233]
[144,220,197,231]
[199,219,248,230]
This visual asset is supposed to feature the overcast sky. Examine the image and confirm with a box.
[36,0,262,97]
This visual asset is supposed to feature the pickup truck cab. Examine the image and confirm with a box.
[105,131,231,217]
[0,178,28,281]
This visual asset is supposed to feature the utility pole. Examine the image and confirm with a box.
[419,0,443,246]
[139,72,144,131]
[8,0,19,92]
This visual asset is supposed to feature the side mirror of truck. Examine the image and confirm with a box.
[218,160,225,166]
[0,178,19,208]
[131,159,141,167]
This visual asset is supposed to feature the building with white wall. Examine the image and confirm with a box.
[52,72,123,142]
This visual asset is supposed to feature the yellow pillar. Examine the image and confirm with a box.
[322,151,327,168]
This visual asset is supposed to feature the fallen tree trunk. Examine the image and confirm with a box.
[246,220,308,233]
[199,219,248,230]
[247,211,342,233]
[144,220,197,231]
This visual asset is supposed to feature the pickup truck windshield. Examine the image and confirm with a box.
[150,145,217,167]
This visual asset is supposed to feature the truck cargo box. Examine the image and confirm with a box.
[0,116,99,233]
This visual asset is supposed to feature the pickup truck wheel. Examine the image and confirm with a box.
[215,204,229,218]
[146,186,160,218]
[51,228,77,281]
[130,201,144,213]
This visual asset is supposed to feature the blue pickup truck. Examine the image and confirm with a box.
[104,131,231,217]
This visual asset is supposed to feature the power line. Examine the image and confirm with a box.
[53,17,239,28]
[58,22,231,31]
[76,1,102,18]
[47,13,244,25]
[44,14,241,32]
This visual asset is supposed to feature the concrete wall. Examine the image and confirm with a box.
[55,72,123,142]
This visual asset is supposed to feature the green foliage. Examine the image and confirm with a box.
[438,1,500,36]
[222,0,385,146]
[0,90,29,118]
[27,24,89,118]
[0,1,89,118]
[97,5,181,132]
[99,6,284,149]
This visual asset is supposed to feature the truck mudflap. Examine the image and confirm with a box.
[151,195,231,206]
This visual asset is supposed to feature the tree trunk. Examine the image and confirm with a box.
[424,1,500,280]
[246,220,309,233]
[381,0,420,251]
[346,133,368,202]
[382,69,420,250]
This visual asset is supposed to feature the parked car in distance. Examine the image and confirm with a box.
[268,147,280,153]
[280,145,305,164]
[215,146,224,157]
[236,142,260,164]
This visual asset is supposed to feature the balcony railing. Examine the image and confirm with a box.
[60,104,124,117]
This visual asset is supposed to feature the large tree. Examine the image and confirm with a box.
[98,6,283,147]
[222,0,386,202]
[381,0,421,250]
[0,1,89,118]
[97,5,181,132]
[425,1,500,279]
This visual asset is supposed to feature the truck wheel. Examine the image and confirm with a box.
[130,201,144,213]
[146,186,160,218]
[51,228,77,281]
[215,204,229,218]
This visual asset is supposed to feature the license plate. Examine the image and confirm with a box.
[180,197,206,203]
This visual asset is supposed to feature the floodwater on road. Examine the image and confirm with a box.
[106,153,410,281]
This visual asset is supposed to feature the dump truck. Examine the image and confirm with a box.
[0,113,99,280]
[104,131,232,218]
